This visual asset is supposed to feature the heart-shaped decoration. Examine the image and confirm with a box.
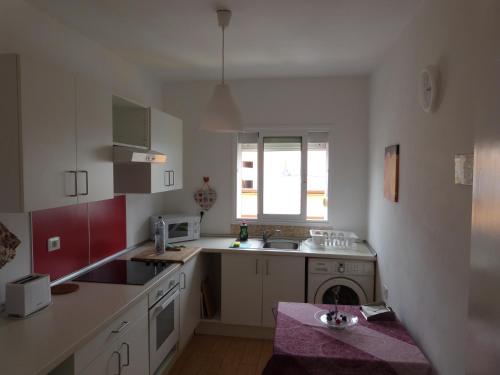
[194,187,217,211]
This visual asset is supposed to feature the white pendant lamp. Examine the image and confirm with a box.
[200,9,241,132]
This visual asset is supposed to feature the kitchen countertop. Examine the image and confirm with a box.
[0,262,181,375]
[0,236,375,375]
[129,243,203,264]
[176,236,377,261]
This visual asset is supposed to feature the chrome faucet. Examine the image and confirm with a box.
[263,229,281,242]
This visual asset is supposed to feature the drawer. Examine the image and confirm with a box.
[74,295,148,373]
[148,270,180,308]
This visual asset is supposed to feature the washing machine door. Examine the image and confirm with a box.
[314,277,367,305]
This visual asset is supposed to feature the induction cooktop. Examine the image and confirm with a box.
[74,259,175,285]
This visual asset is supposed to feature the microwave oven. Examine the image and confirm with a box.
[150,214,200,243]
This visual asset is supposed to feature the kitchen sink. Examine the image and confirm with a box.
[262,240,300,250]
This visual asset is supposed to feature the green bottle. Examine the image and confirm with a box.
[239,222,249,241]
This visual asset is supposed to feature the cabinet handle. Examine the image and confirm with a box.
[112,321,129,334]
[78,170,89,196]
[170,171,175,186]
[255,259,259,274]
[112,350,122,375]
[164,171,169,186]
[66,171,78,197]
[266,259,269,276]
[120,342,130,367]
[181,272,186,290]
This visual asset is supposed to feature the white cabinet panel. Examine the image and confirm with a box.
[262,255,305,327]
[150,108,183,193]
[0,55,23,212]
[75,75,113,203]
[119,312,149,375]
[20,56,78,211]
[0,54,114,212]
[221,254,262,326]
[113,104,183,194]
[79,313,149,375]
[77,296,149,375]
[179,255,202,351]
[221,254,305,327]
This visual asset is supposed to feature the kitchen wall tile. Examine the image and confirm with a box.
[89,196,126,263]
[32,203,89,281]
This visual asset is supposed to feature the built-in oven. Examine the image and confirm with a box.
[148,271,180,374]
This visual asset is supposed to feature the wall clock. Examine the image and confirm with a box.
[419,65,439,113]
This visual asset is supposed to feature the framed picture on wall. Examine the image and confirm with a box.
[384,144,400,202]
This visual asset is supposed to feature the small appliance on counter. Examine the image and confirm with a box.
[5,273,51,317]
[150,214,200,243]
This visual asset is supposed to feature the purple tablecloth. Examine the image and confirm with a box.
[263,303,432,375]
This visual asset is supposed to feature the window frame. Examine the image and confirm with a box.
[233,129,333,225]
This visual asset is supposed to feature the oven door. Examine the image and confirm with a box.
[149,285,180,374]
[164,221,193,243]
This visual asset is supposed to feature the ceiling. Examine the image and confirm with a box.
[27,0,422,81]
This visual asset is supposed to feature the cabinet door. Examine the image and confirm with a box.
[78,342,121,375]
[79,313,149,375]
[179,255,202,351]
[150,108,183,193]
[262,256,305,327]
[75,75,113,203]
[221,254,262,326]
[20,57,78,211]
[119,312,149,375]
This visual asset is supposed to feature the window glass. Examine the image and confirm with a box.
[307,140,328,220]
[236,139,258,219]
[263,137,302,215]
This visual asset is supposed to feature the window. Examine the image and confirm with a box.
[236,132,329,222]
[236,134,258,219]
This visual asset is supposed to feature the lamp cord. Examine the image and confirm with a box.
[221,26,225,84]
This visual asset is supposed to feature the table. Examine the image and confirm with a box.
[263,303,432,375]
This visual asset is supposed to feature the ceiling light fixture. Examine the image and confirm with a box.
[200,9,241,132]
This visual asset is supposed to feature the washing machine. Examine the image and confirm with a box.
[307,258,375,305]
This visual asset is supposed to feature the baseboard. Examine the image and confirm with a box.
[195,321,275,340]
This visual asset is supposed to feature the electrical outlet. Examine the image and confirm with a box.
[383,284,389,302]
[47,236,60,252]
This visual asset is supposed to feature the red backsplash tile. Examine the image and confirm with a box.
[32,196,127,281]
[89,195,126,263]
[32,203,89,281]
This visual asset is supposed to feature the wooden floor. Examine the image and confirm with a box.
[166,334,273,375]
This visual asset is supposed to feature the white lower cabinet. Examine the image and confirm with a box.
[179,255,202,351]
[75,297,149,375]
[79,313,148,375]
[221,254,305,327]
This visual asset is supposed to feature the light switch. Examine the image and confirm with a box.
[47,236,61,252]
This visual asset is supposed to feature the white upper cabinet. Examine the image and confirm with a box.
[113,96,183,194]
[150,108,183,193]
[0,54,114,212]
[75,75,114,204]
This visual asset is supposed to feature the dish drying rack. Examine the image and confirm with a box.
[309,229,358,249]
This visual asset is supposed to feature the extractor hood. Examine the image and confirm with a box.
[113,146,167,164]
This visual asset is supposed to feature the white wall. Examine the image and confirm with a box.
[0,0,168,301]
[163,77,369,236]
[467,0,500,374]
[367,0,476,374]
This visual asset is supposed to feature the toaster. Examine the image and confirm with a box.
[5,273,51,317]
